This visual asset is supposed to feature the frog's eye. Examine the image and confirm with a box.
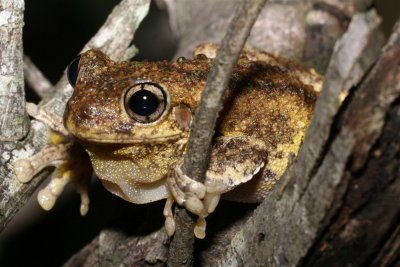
[67,55,81,88]
[124,82,167,123]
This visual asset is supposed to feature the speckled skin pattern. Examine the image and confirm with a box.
[64,48,321,205]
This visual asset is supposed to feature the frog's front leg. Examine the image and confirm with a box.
[13,103,92,215]
[14,138,92,215]
[165,136,267,238]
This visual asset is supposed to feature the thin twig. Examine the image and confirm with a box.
[167,0,267,266]
[41,0,151,120]
[182,0,267,180]
[23,55,54,98]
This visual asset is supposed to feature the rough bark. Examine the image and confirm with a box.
[303,20,400,266]
[0,0,28,141]
[63,229,169,267]
[0,0,151,233]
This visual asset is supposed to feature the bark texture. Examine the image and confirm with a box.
[0,0,28,141]
[63,229,169,267]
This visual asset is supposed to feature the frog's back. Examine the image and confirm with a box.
[160,51,320,202]
[220,58,318,143]
[166,54,320,202]
[217,56,320,202]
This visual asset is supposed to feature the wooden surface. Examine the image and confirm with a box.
[0,0,28,141]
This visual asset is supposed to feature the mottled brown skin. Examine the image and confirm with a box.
[64,48,320,206]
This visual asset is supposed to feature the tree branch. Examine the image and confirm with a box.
[40,0,151,130]
[294,9,384,192]
[23,55,53,98]
[63,229,169,267]
[0,0,28,141]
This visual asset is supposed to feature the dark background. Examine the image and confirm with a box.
[0,0,398,266]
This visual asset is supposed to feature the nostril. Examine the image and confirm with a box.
[81,104,99,119]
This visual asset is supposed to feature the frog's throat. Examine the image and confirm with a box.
[100,179,168,204]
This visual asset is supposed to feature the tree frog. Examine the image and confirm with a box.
[14,44,321,238]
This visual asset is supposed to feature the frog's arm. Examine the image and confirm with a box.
[13,103,92,215]
[165,136,267,238]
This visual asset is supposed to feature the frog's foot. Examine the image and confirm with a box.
[165,163,223,239]
[13,143,72,183]
[165,137,267,238]
[13,141,92,215]
[13,102,91,214]
[37,162,90,215]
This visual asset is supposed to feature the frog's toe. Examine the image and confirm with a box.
[166,163,224,238]
[13,143,71,183]
[167,163,206,215]
[166,172,187,206]
[203,192,221,214]
[174,163,206,199]
[37,168,72,211]
[194,217,207,239]
[191,193,220,238]
[77,182,90,216]
[37,186,57,211]
[37,164,91,215]
[185,195,204,215]
[13,159,36,183]
[163,195,176,236]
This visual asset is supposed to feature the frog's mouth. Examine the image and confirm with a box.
[75,132,185,145]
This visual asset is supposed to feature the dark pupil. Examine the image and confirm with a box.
[129,89,160,116]
[67,55,81,87]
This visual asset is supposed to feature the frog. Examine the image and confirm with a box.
[14,44,322,238]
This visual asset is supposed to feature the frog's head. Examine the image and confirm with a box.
[63,49,212,204]
[64,49,205,145]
